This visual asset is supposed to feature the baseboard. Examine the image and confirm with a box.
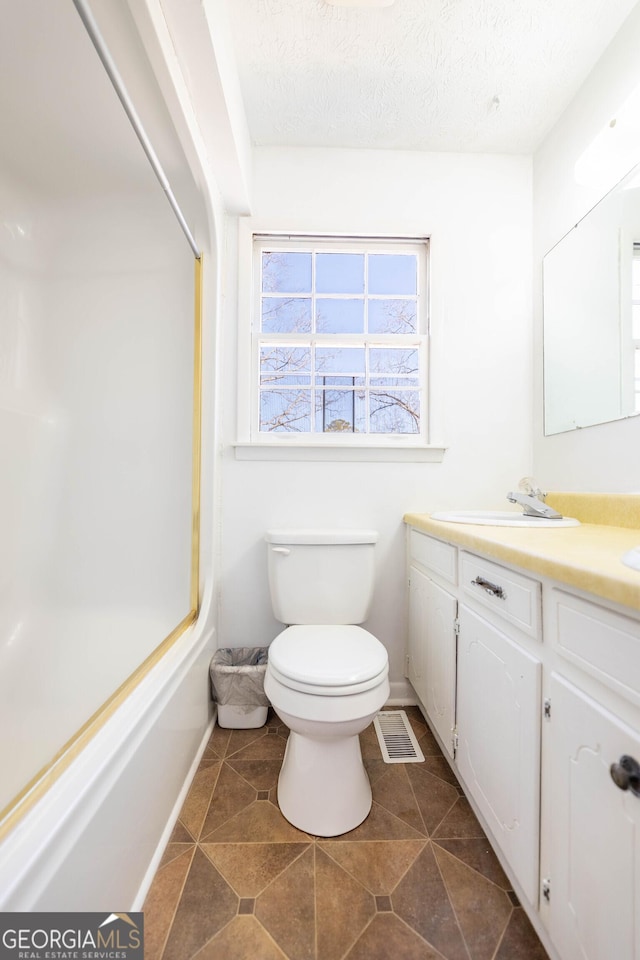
[386,679,416,705]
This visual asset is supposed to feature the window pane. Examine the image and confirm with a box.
[260,374,311,386]
[315,389,365,433]
[370,390,420,434]
[368,299,417,334]
[262,251,311,293]
[260,345,311,374]
[370,347,419,376]
[633,304,640,339]
[316,346,365,374]
[369,254,417,295]
[316,298,364,334]
[320,376,365,386]
[262,297,312,333]
[316,253,364,294]
[260,390,311,432]
[370,376,420,387]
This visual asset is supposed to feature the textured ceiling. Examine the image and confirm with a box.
[227,0,639,153]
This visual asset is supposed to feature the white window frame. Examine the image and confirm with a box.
[235,221,445,462]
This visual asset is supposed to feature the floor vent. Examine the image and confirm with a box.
[373,710,425,764]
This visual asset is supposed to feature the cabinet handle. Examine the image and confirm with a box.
[471,576,506,600]
[610,755,640,797]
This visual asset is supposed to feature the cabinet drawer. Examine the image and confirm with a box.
[553,589,640,707]
[460,552,541,639]
[409,530,457,585]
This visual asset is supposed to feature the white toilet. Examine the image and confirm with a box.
[264,528,390,837]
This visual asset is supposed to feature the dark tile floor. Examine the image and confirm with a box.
[144,707,550,960]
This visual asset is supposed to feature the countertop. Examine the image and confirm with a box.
[404,493,640,613]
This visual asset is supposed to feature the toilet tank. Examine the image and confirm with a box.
[265,529,378,625]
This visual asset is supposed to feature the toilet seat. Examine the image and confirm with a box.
[268,625,388,697]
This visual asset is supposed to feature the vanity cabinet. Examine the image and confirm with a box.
[543,674,640,960]
[456,603,541,906]
[406,525,640,960]
[408,564,457,756]
[540,588,640,960]
[407,532,541,903]
[407,531,458,756]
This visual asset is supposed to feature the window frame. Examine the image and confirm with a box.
[236,224,442,460]
[235,225,447,463]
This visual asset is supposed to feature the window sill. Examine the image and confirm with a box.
[232,442,447,462]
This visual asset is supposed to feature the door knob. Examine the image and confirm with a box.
[610,755,640,797]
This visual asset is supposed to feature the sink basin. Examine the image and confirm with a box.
[622,547,640,571]
[431,510,581,528]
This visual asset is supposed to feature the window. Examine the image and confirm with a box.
[249,234,428,447]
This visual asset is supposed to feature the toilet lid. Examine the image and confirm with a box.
[268,625,388,687]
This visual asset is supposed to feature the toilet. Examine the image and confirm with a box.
[264,529,390,837]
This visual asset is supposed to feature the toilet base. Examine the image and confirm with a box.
[276,727,372,836]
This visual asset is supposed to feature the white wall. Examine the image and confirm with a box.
[218,146,533,690]
[533,2,640,490]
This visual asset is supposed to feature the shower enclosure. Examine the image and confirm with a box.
[0,0,212,907]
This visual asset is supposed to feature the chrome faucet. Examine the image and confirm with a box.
[506,479,563,519]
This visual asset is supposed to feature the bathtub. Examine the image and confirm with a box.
[0,0,220,911]
[0,614,215,910]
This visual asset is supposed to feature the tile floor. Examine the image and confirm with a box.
[143,707,550,960]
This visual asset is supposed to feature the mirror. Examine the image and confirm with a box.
[543,162,640,435]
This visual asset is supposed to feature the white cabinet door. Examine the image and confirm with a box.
[407,564,428,708]
[544,673,640,960]
[457,604,541,906]
[408,564,457,757]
